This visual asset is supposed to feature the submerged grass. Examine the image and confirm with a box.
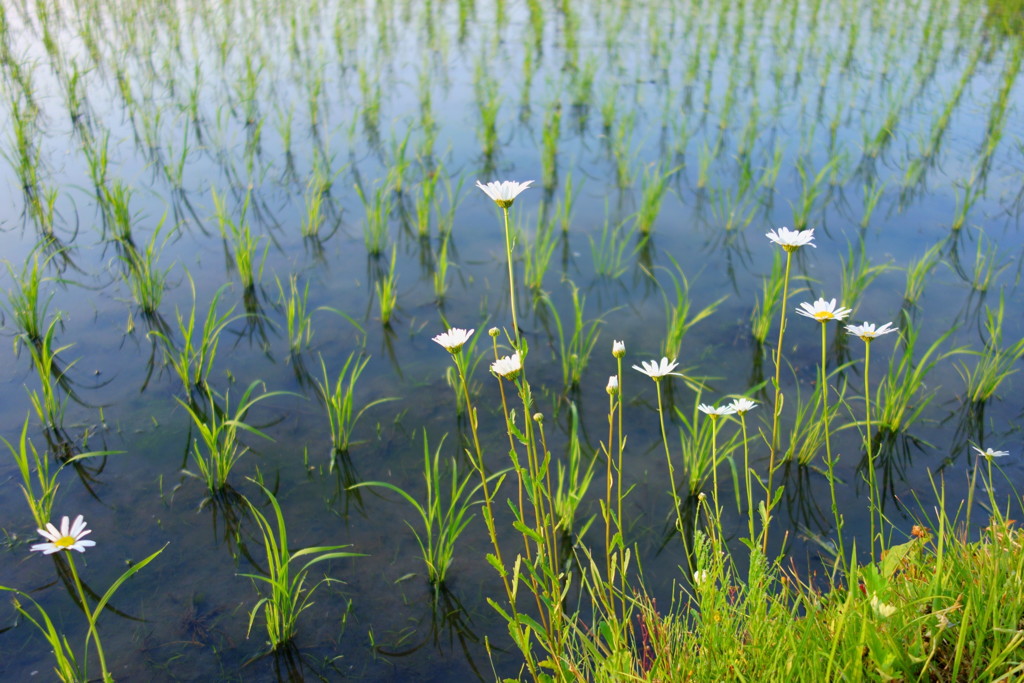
[243,482,361,651]
[353,432,489,587]
[315,351,397,460]
[180,381,284,493]
[1,0,1022,680]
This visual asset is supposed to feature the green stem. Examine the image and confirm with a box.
[615,356,626,618]
[965,448,978,535]
[616,356,624,544]
[765,249,793,551]
[67,553,110,681]
[656,380,682,532]
[863,339,879,559]
[821,321,833,464]
[710,417,720,528]
[502,206,520,349]
[455,358,516,609]
[605,390,614,591]
[741,413,754,543]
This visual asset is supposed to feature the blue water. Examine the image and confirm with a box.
[0,0,1021,679]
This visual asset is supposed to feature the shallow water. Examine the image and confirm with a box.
[0,0,1022,679]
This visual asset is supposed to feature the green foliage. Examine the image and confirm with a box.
[213,189,265,291]
[651,255,727,360]
[5,251,53,353]
[875,318,963,434]
[242,483,361,650]
[149,276,239,396]
[750,249,785,344]
[315,351,396,458]
[957,293,1024,405]
[274,274,313,355]
[538,280,604,391]
[180,381,286,492]
[353,432,492,586]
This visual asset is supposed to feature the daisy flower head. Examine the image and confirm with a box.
[729,398,758,414]
[972,446,1009,459]
[490,352,522,379]
[476,180,534,208]
[606,375,619,395]
[796,297,852,323]
[698,403,738,419]
[432,327,474,353]
[870,594,897,619]
[632,357,681,380]
[845,321,898,342]
[612,340,626,358]
[766,226,816,252]
[31,515,96,555]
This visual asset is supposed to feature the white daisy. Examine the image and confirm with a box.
[490,352,522,378]
[31,515,96,555]
[766,226,816,251]
[796,297,852,322]
[612,340,625,358]
[475,180,534,208]
[972,446,1009,459]
[845,321,898,342]
[432,327,474,352]
[632,357,681,379]
[729,398,758,414]
[698,403,738,419]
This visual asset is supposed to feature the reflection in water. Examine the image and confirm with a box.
[240,638,352,682]
[42,425,108,503]
[656,492,701,570]
[748,342,769,402]
[372,583,485,682]
[0,0,1021,679]
[286,351,316,391]
[866,427,928,517]
[779,461,830,541]
[198,485,259,563]
[948,399,988,461]
[50,552,143,623]
[329,449,365,519]
[234,284,273,351]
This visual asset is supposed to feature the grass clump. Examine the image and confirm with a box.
[619,503,1024,681]
[243,483,361,651]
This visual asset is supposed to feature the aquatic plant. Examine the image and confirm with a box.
[179,381,285,492]
[374,244,399,326]
[956,294,1024,406]
[243,483,360,650]
[588,212,637,280]
[213,189,265,292]
[523,211,558,292]
[354,432,486,587]
[149,277,238,396]
[6,252,52,353]
[537,280,604,391]
[315,351,396,458]
[274,274,313,355]
[654,255,727,361]
[12,515,166,682]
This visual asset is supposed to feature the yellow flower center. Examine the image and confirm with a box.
[813,311,833,321]
[54,535,76,548]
